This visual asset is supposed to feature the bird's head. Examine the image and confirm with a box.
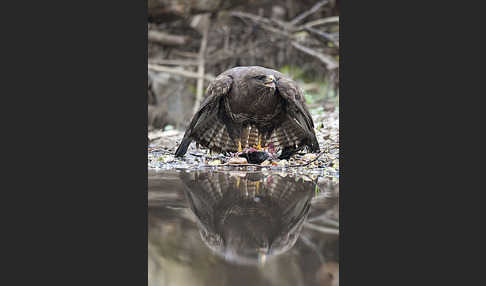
[250,73,277,94]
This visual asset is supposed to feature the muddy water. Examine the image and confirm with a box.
[148,168,339,286]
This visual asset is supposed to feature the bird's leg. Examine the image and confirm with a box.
[256,135,263,150]
[240,125,250,152]
[238,140,242,152]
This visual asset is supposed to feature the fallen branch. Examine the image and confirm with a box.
[171,51,199,58]
[305,27,338,46]
[231,11,273,26]
[297,16,339,31]
[206,40,269,64]
[148,30,189,46]
[147,148,173,154]
[148,64,215,81]
[231,11,339,53]
[291,42,338,70]
[290,0,329,25]
[231,11,292,37]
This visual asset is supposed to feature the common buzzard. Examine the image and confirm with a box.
[175,66,320,159]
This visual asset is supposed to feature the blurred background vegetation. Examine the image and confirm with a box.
[148,0,339,131]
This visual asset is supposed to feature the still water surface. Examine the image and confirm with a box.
[148,169,339,286]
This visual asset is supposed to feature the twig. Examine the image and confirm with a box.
[290,0,329,25]
[148,30,189,46]
[305,27,338,45]
[171,51,199,58]
[291,42,338,70]
[148,148,173,154]
[147,64,215,81]
[231,11,273,26]
[231,11,339,57]
[189,152,204,157]
[193,14,210,115]
[231,11,292,37]
[206,40,269,64]
[296,16,339,31]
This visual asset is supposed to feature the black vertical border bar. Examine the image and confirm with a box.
[2,1,150,285]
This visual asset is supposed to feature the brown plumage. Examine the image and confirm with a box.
[175,66,320,159]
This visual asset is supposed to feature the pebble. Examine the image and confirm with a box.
[228,157,248,164]
[208,159,221,166]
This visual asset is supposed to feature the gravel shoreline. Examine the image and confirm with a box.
[148,108,339,181]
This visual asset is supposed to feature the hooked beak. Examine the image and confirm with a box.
[263,75,277,87]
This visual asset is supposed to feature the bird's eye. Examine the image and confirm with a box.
[255,75,266,80]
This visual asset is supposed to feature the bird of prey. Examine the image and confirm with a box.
[175,66,320,159]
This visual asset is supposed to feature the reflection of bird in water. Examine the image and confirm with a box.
[179,170,316,265]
